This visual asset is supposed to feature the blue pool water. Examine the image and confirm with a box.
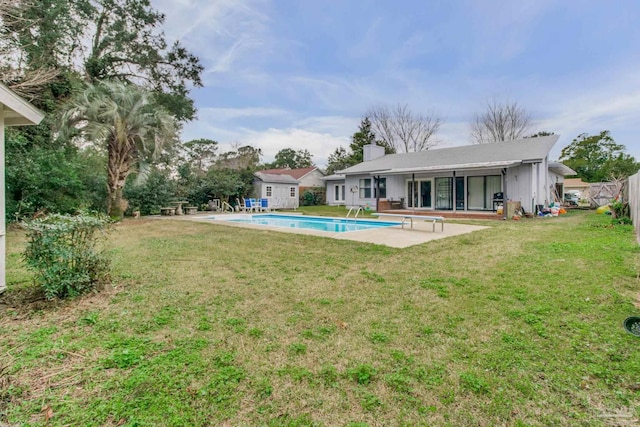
[207,214,399,233]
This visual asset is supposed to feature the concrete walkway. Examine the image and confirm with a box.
[331,220,489,248]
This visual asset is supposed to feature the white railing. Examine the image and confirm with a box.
[221,201,234,213]
[346,206,364,221]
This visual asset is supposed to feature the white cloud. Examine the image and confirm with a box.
[197,106,290,121]
[292,116,358,136]
[153,0,272,79]
[243,128,349,167]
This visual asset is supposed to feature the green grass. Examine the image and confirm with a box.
[2,211,640,426]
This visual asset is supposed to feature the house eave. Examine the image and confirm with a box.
[368,160,522,176]
[0,83,45,126]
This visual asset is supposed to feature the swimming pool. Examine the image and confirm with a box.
[205,214,399,233]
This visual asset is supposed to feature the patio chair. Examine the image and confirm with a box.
[244,198,256,212]
[237,198,249,213]
[260,198,270,212]
[249,198,262,212]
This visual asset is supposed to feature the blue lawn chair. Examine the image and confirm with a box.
[260,198,269,212]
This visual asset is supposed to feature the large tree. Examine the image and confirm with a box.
[326,146,351,175]
[559,131,639,182]
[60,81,177,219]
[470,99,532,144]
[325,117,393,174]
[182,138,219,175]
[348,117,394,163]
[2,0,203,120]
[216,145,262,171]
[267,148,314,169]
[367,104,442,153]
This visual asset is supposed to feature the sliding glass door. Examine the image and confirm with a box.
[406,180,432,208]
[467,175,502,210]
[435,177,453,210]
[455,177,465,210]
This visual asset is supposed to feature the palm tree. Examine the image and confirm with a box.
[61,81,177,219]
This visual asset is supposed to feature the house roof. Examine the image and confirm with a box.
[549,162,576,176]
[255,172,299,184]
[339,135,562,175]
[321,173,346,181]
[0,82,45,126]
[259,167,322,180]
[563,177,590,188]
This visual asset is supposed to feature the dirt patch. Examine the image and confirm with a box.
[0,282,118,317]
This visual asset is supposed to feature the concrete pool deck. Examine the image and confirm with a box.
[169,213,490,248]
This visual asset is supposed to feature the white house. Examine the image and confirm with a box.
[0,83,45,293]
[330,135,575,215]
[260,167,325,190]
[253,172,300,209]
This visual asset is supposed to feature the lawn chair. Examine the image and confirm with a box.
[260,198,270,212]
[249,198,262,212]
[244,198,256,212]
[237,198,249,213]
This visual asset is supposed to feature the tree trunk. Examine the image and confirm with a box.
[107,139,133,220]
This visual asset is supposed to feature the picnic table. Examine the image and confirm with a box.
[171,200,189,215]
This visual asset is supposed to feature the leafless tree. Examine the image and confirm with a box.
[1,0,61,100]
[470,99,532,144]
[367,104,442,153]
[4,68,60,101]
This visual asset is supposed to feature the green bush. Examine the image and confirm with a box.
[609,200,630,220]
[22,213,111,299]
[301,188,326,206]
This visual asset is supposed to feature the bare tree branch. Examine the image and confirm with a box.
[367,103,442,152]
[4,67,60,101]
[470,99,532,144]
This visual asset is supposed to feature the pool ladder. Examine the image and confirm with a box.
[221,201,234,212]
[346,206,363,221]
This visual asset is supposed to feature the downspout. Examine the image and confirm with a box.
[375,175,380,211]
[452,171,456,213]
[502,168,507,220]
[412,173,416,214]
[531,163,536,214]
[544,157,549,206]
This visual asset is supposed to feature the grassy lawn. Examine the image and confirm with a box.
[2,211,639,426]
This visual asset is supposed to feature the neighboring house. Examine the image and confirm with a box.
[0,83,45,293]
[331,135,575,214]
[260,167,325,192]
[253,172,299,209]
[563,177,590,199]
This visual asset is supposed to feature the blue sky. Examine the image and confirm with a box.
[154,0,640,167]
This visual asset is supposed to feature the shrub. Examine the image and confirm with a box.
[22,212,111,299]
[609,200,630,219]
[301,188,326,206]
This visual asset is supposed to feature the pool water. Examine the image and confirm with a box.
[207,214,399,233]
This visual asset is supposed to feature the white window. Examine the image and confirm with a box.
[359,178,372,198]
[266,186,272,197]
[290,187,296,198]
